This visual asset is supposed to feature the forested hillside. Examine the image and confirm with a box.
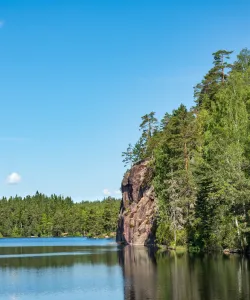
[0,192,120,238]
[122,49,250,251]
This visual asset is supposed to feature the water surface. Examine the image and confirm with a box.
[0,238,249,300]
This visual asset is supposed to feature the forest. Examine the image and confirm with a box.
[0,192,120,238]
[122,48,250,252]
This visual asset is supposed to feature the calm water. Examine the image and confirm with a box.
[0,238,249,300]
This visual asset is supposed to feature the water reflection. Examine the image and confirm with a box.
[0,242,249,300]
[0,245,122,300]
[119,246,157,300]
[119,247,250,300]
[0,246,118,269]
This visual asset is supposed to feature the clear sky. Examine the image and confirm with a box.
[0,0,249,201]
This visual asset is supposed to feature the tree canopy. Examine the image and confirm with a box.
[0,192,121,238]
[122,48,250,252]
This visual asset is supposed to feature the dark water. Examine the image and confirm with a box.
[0,238,249,300]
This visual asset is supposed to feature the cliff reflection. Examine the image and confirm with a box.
[118,246,157,300]
[119,246,250,300]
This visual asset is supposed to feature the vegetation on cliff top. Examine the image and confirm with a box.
[122,48,250,252]
[0,192,120,238]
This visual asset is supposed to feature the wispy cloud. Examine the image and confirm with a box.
[0,20,5,28]
[102,189,111,196]
[6,172,21,185]
[102,189,122,197]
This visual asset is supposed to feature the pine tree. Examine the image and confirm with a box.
[154,105,197,246]
[122,143,134,167]
[139,112,158,141]
[194,50,233,108]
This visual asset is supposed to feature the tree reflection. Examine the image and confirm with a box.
[119,246,250,300]
[0,246,118,269]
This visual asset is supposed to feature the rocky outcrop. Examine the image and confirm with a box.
[116,160,156,245]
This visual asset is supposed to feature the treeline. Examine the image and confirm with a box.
[0,192,121,238]
[122,49,250,251]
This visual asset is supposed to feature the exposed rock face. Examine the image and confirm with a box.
[116,160,156,245]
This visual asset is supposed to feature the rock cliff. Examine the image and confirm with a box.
[116,160,156,245]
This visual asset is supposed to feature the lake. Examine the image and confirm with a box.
[0,238,249,300]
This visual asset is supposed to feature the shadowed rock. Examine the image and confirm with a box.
[116,160,156,245]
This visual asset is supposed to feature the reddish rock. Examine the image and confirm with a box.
[116,160,156,245]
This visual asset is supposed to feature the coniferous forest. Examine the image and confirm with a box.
[0,192,120,238]
[122,49,250,252]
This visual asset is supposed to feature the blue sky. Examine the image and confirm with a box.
[0,0,249,201]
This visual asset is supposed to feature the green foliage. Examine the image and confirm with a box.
[153,104,198,247]
[194,50,233,108]
[122,143,133,167]
[0,193,121,238]
[123,48,250,252]
[139,112,158,141]
[233,48,250,72]
[122,112,159,167]
[156,221,173,246]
